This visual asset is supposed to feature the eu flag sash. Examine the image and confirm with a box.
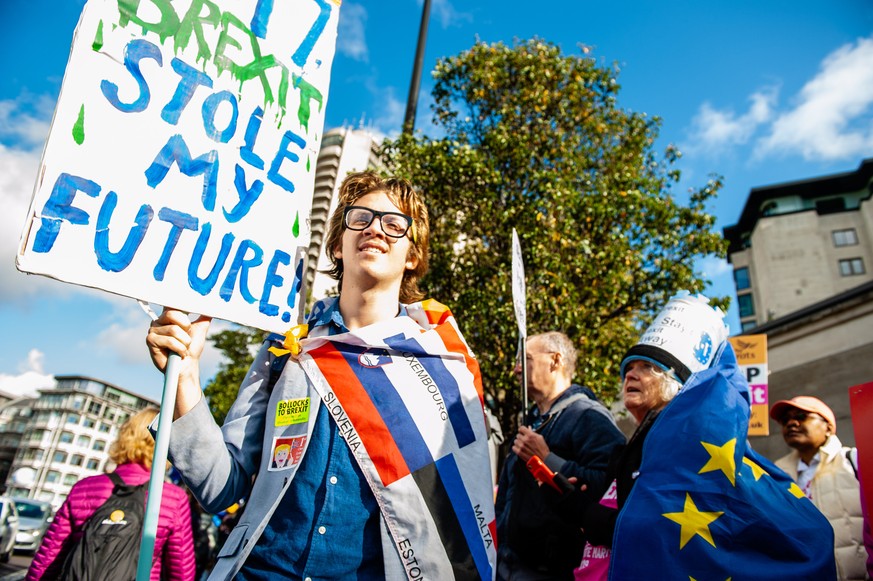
[610,342,836,580]
[298,299,497,580]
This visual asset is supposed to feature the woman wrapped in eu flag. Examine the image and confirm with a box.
[541,291,837,581]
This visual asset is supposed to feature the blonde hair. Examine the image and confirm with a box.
[108,407,159,469]
[323,171,430,303]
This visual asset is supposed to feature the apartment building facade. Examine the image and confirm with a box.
[1,376,156,510]
[724,159,873,457]
[724,158,873,332]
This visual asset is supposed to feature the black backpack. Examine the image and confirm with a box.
[61,472,147,581]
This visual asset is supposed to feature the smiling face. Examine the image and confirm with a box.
[622,359,669,423]
[333,191,418,293]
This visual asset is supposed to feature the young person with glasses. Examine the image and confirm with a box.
[771,396,868,580]
[146,171,497,580]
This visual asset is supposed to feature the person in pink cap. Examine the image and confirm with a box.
[770,396,867,580]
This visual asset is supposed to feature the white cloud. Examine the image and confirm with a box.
[685,87,777,153]
[756,36,873,161]
[22,349,46,374]
[0,94,105,304]
[0,372,54,399]
[337,3,368,62]
[0,143,60,302]
[93,300,229,382]
[428,0,473,28]
[0,95,53,148]
[0,349,55,398]
[698,256,733,281]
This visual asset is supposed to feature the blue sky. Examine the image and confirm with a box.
[1,0,872,401]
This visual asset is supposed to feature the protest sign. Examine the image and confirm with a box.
[728,334,769,436]
[511,228,527,407]
[511,228,526,338]
[16,0,341,333]
[849,381,873,512]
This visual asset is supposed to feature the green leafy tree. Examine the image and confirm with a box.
[203,326,267,425]
[381,39,727,436]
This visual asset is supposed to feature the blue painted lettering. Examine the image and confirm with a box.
[267,129,305,193]
[32,173,101,253]
[259,249,290,316]
[154,208,198,280]
[101,38,162,113]
[161,58,214,125]
[188,222,234,295]
[144,134,219,211]
[219,239,263,302]
[94,191,154,272]
[225,164,263,223]
[201,90,238,143]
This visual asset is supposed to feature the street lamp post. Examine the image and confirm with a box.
[403,0,432,134]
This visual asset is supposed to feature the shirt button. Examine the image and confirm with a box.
[329,476,338,484]
[318,526,326,535]
[305,578,312,581]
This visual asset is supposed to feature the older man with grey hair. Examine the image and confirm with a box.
[495,332,624,580]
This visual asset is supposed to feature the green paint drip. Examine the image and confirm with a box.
[92,20,104,51]
[293,212,300,238]
[306,156,311,172]
[72,105,85,145]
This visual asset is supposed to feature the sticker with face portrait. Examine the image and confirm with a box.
[268,435,307,471]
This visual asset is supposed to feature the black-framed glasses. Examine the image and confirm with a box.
[343,206,413,238]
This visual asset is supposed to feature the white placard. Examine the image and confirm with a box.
[511,228,526,337]
[16,0,341,333]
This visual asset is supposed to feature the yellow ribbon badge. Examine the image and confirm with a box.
[267,323,310,358]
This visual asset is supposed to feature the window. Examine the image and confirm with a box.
[45,471,61,484]
[70,454,84,467]
[23,448,44,461]
[59,431,74,444]
[27,430,46,444]
[76,435,91,448]
[103,408,116,421]
[839,258,865,276]
[98,423,111,433]
[833,228,858,247]
[738,294,755,318]
[53,451,67,463]
[87,401,102,415]
[82,418,95,429]
[63,474,78,486]
[92,440,106,452]
[86,459,100,470]
[66,413,80,425]
[733,267,750,291]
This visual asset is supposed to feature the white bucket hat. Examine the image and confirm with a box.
[620,291,729,383]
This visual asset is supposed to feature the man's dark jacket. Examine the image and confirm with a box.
[495,385,625,577]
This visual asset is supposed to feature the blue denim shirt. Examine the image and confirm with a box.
[238,301,386,580]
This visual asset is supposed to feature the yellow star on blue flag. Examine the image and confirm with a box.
[698,438,737,486]
[662,493,724,549]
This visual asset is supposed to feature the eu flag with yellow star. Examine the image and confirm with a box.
[610,343,836,580]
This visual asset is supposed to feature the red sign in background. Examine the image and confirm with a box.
[849,381,873,520]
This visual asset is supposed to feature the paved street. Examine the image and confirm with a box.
[0,553,32,580]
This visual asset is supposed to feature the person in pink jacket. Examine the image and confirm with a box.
[26,407,195,580]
